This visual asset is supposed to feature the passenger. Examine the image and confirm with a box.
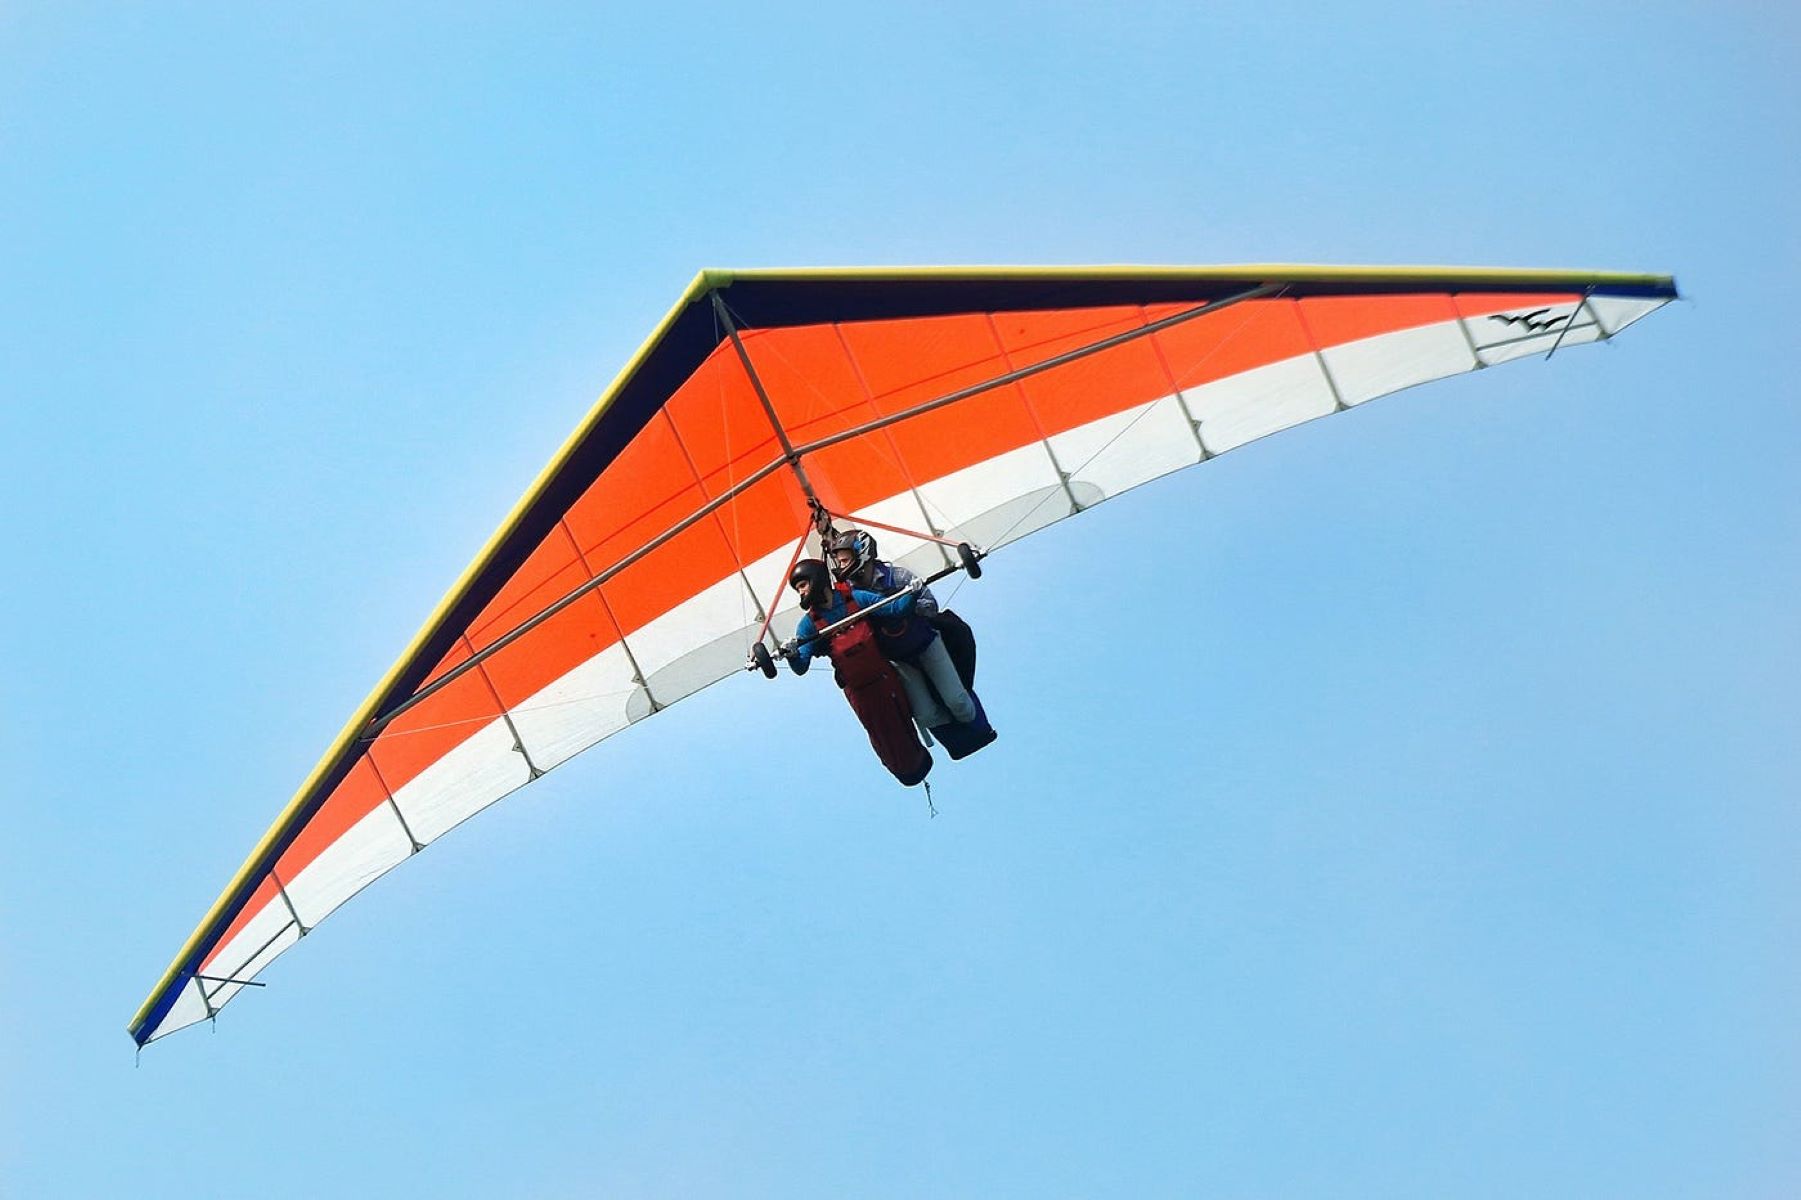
[828,529,938,617]
[828,529,978,693]
[822,531,978,732]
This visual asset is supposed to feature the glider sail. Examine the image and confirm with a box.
[130,265,1676,1044]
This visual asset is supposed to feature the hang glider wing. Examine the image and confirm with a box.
[130,264,1677,1045]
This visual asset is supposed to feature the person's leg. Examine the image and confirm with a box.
[914,637,977,724]
[891,659,949,727]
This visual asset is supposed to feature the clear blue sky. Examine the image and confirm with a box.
[3,3,1796,1196]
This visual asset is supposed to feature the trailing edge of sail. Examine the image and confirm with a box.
[130,265,1677,1044]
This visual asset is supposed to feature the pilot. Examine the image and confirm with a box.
[783,557,902,676]
[783,557,932,786]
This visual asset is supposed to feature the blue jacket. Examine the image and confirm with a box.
[788,586,914,674]
[865,561,940,618]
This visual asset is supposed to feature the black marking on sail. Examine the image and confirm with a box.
[1488,308,1570,334]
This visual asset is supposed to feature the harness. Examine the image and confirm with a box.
[808,584,891,694]
[812,579,933,661]
[857,572,935,660]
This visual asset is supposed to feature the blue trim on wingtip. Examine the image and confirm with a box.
[131,972,190,1045]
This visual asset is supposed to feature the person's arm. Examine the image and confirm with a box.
[785,614,817,674]
[885,563,939,618]
[852,584,915,618]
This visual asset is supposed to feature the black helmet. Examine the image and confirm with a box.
[826,528,877,582]
[789,558,833,609]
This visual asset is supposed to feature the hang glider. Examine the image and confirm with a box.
[129,264,1677,1045]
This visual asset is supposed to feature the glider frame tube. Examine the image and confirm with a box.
[711,290,824,506]
[813,506,971,550]
[746,525,818,659]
